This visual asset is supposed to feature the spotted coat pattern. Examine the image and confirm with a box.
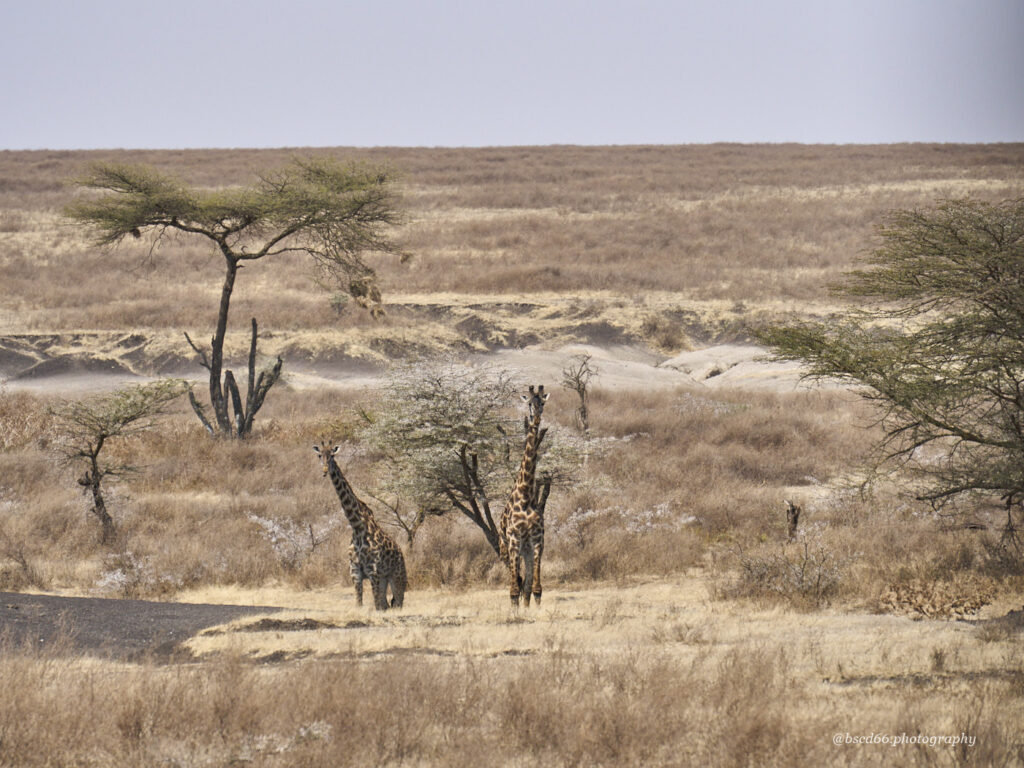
[314,443,406,610]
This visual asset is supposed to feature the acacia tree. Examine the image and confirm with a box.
[66,158,405,438]
[357,359,587,554]
[759,198,1024,550]
[51,379,185,543]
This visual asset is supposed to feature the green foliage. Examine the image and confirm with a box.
[65,157,405,309]
[52,379,186,456]
[65,165,194,246]
[760,198,1024,520]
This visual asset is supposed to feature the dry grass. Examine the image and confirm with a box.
[2,144,1021,380]
[1,144,1022,341]
[1,383,1019,610]
[1,578,1021,766]
[2,144,1024,765]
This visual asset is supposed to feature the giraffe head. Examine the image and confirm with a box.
[521,384,549,423]
[313,442,341,476]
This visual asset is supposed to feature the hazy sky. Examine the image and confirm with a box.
[2,0,1021,149]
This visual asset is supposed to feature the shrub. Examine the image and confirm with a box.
[729,532,844,607]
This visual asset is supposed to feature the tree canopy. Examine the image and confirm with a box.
[759,198,1024,538]
[51,379,185,542]
[356,359,589,553]
[66,159,405,298]
[65,157,406,437]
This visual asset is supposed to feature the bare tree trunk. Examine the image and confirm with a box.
[78,449,115,544]
[184,254,282,439]
[562,353,596,434]
[576,398,589,433]
[445,445,502,557]
[209,255,236,433]
[449,434,554,561]
[1000,499,1021,558]
[238,318,283,438]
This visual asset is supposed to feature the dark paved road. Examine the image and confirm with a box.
[0,591,281,660]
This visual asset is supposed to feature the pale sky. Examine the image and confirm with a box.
[2,0,1022,149]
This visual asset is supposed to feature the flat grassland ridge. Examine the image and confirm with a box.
[0,144,1022,767]
[1,144,1022,376]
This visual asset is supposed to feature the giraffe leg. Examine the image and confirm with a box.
[389,558,407,608]
[507,535,522,608]
[531,537,544,607]
[370,574,388,611]
[349,546,364,607]
[521,547,534,607]
[498,519,509,566]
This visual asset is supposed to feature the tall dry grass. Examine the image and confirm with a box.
[0,382,1019,610]
[0,631,1019,767]
[1,378,1022,767]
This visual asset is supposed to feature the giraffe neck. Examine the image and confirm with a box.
[514,411,543,501]
[326,457,368,535]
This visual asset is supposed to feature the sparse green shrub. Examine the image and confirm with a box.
[328,292,350,315]
[50,380,185,543]
[762,197,1024,543]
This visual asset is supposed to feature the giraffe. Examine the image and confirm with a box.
[313,442,407,610]
[499,384,549,608]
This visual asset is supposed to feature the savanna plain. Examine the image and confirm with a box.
[1,144,1023,766]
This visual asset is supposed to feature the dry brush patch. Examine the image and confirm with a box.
[2,378,1023,762]
[1,383,1021,608]
[2,144,1023,336]
[2,579,1022,767]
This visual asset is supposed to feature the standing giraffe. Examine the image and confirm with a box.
[499,385,549,608]
[313,442,407,610]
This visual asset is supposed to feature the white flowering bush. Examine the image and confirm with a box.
[248,513,342,571]
[95,550,184,598]
[236,720,333,761]
[558,502,696,550]
[675,392,744,417]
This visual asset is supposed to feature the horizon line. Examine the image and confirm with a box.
[5,139,1024,153]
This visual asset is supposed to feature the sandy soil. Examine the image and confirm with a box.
[2,341,823,395]
[2,577,1019,677]
[482,342,821,392]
